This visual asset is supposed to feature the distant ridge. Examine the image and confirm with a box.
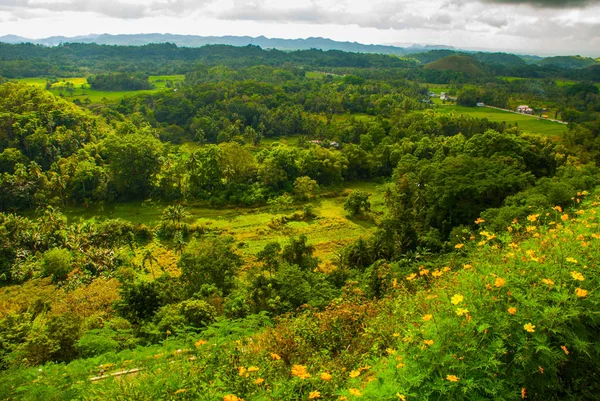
[0,33,455,55]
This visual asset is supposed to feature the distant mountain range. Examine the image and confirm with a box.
[0,33,455,55]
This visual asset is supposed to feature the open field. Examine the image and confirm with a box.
[434,104,568,137]
[498,76,600,90]
[13,75,185,103]
[60,181,386,262]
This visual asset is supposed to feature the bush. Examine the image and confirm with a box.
[42,248,73,282]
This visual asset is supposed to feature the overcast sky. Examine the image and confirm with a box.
[0,0,599,56]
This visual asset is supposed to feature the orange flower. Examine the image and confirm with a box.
[238,367,247,376]
[254,378,264,385]
[561,345,569,355]
[494,277,506,288]
[524,323,536,333]
[561,214,569,222]
[527,214,539,223]
[446,375,459,382]
[474,217,485,224]
[309,391,321,399]
[552,206,562,212]
[575,288,588,298]
[508,307,517,315]
[320,372,333,381]
[422,314,433,321]
[423,339,434,346]
[521,388,526,399]
[194,339,207,347]
[291,365,311,380]
[455,243,464,249]
[270,353,281,360]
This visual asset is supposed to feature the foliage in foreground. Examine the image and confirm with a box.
[2,194,599,400]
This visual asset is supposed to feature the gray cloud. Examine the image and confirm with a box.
[0,0,214,19]
[481,0,599,8]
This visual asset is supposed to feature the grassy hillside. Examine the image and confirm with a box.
[3,190,599,400]
[539,56,598,69]
[424,55,486,77]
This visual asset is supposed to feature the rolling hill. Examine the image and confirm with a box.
[424,55,487,77]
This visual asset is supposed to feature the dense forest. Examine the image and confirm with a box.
[0,43,599,400]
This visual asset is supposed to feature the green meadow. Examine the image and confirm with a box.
[61,181,386,263]
[434,104,568,137]
[14,75,186,103]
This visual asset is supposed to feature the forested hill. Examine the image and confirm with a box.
[0,33,454,55]
[1,42,597,82]
[0,43,416,77]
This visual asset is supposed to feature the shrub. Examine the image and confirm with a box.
[42,248,73,282]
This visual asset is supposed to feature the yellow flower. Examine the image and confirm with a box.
[561,345,569,355]
[494,277,506,288]
[291,365,311,380]
[419,269,430,276]
[423,339,434,346]
[432,270,443,278]
[254,378,264,385]
[508,307,517,315]
[455,307,469,317]
[542,278,555,286]
[270,353,281,360]
[247,366,259,372]
[446,375,460,382]
[396,394,407,401]
[320,372,333,381]
[561,214,569,222]
[349,370,360,378]
[386,348,397,355]
[309,391,321,399]
[527,214,539,223]
[451,294,464,305]
[194,339,207,347]
[174,389,186,394]
[422,314,433,321]
[455,243,464,249]
[566,257,579,264]
[406,273,417,281]
[571,271,584,281]
[524,323,536,333]
[349,388,362,397]
[238,367,247,376]
[553,206,562,212]
[575,288,588,298]
[474,217,485,224]
[224,395,242,401]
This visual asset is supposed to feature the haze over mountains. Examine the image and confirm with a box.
[0,33,457,55]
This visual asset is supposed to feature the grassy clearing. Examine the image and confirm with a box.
[434,104,568,137]
[13,75,185,103]
[62,181,385,262]
[498,76,600,90]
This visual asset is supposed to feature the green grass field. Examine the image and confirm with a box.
[498,76,600,90]
[14,75,186,103]
[434,105,568,137]
[62,181,386,262]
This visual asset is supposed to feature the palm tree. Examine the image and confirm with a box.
[142,249,159,278]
